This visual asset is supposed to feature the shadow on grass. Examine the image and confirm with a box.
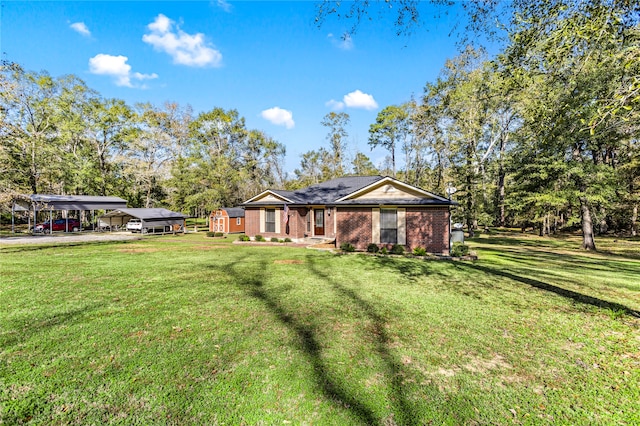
[0,303,103,349]
[306,255,423,426]
[357,249,639,318]
[0,240,132,254]
[454,262,640,318]
[221,254,436,425]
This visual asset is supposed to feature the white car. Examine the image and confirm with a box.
[126,219,143,233]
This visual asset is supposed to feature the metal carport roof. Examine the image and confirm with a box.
[100,208,187,221]
[13,194,127,212]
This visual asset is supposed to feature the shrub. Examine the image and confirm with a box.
[451,243,470,257]
[205,231,216,237]
[380,247,388,255]
[214,232,224,237]
[340,242,355,252]
[283,238,292,243]
[238,234,250,241]
[390,244,405,255]
[412,246,427,256]
[366,243,379,253]
[255,235,265,242]
[270,237,279,242]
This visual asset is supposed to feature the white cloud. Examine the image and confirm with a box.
[216,0,232,12]
[142,14,222,67]
[328,32,354,50]
[89,54,158,88]
[261,107,295,129]
[343,90,378,110]
[70,22,91,37]
[325,99,345,111]
[326,90,379,111]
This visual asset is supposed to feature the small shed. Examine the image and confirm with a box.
[11,194,128,233]
[209,207,245,234]
[99,208,187,234]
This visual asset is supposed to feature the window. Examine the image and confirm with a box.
[236,217,241,225]
[265,209,276,233]
[306,211,311,232]
[380,209,397,244]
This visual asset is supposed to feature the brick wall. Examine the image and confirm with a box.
[245,207,306,239]
[406,207,450,254]
[336,208,372,250]
[244,208,260,236]
[336,206,450,254]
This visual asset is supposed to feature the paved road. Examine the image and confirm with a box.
[0,232,141,245]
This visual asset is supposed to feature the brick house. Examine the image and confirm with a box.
[243,176,455,254]
[209,207,245,234]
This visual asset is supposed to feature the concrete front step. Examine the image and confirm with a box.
[301,237,335,245]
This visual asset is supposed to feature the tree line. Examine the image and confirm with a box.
[2,0,639,250]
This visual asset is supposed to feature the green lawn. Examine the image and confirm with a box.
[1,233,639,425]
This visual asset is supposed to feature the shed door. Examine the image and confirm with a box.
[314,209,325,236]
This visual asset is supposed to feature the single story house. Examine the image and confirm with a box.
[98,208,187,234]
[242,175,455,254]
[209,207,245,234]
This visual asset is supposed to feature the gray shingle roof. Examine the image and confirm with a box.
[222,207,245,218]
[244,175,455,206]
[286,176,384,204]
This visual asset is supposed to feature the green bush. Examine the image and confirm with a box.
[390,244,405,255]
[283,237,292,243]
[255,235,265,242]
[380,247,388,255]
[270,237,279,242]
[412,246,427,256]
[451,243,470,257]
[205,231,216,237]
[215,232,224,237]
[340,242,355,252]
[238,234,250,241]
[366,243,379,253]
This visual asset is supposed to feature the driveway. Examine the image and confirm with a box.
[0,232,141,245]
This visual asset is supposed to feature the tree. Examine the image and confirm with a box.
[0,64,61,194]
[351,152,378,176]
[321,112,350,178]
[368,104,411,177]
[498,0,640,249]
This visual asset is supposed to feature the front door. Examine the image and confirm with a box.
[314,209,325,236]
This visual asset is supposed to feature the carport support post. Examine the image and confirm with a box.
[49,208,53,234]
[11,202,15,234]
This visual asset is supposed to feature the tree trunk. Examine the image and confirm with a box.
[580,197,597,250]
[496,138,506,227]
[598,206,608,235]
[631,204,638,237]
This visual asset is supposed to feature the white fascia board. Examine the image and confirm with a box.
[243,190,294,204]
[335,176,449,202]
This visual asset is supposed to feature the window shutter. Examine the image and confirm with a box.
[275,208,281,234]
[397,208,406,245]
[372,208,380,244]
[259,208,265,233]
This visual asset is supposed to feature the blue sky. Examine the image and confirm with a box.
[2,1,472,174]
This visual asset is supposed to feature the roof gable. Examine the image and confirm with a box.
[244,190,293,204]
[336,177,449,203]
[243,176,453,207]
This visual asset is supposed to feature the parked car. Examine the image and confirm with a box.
[35,218,81,233]
[126,219,143,233]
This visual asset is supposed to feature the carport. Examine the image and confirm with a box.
[98,208,187,234]
[11,194,128,233]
